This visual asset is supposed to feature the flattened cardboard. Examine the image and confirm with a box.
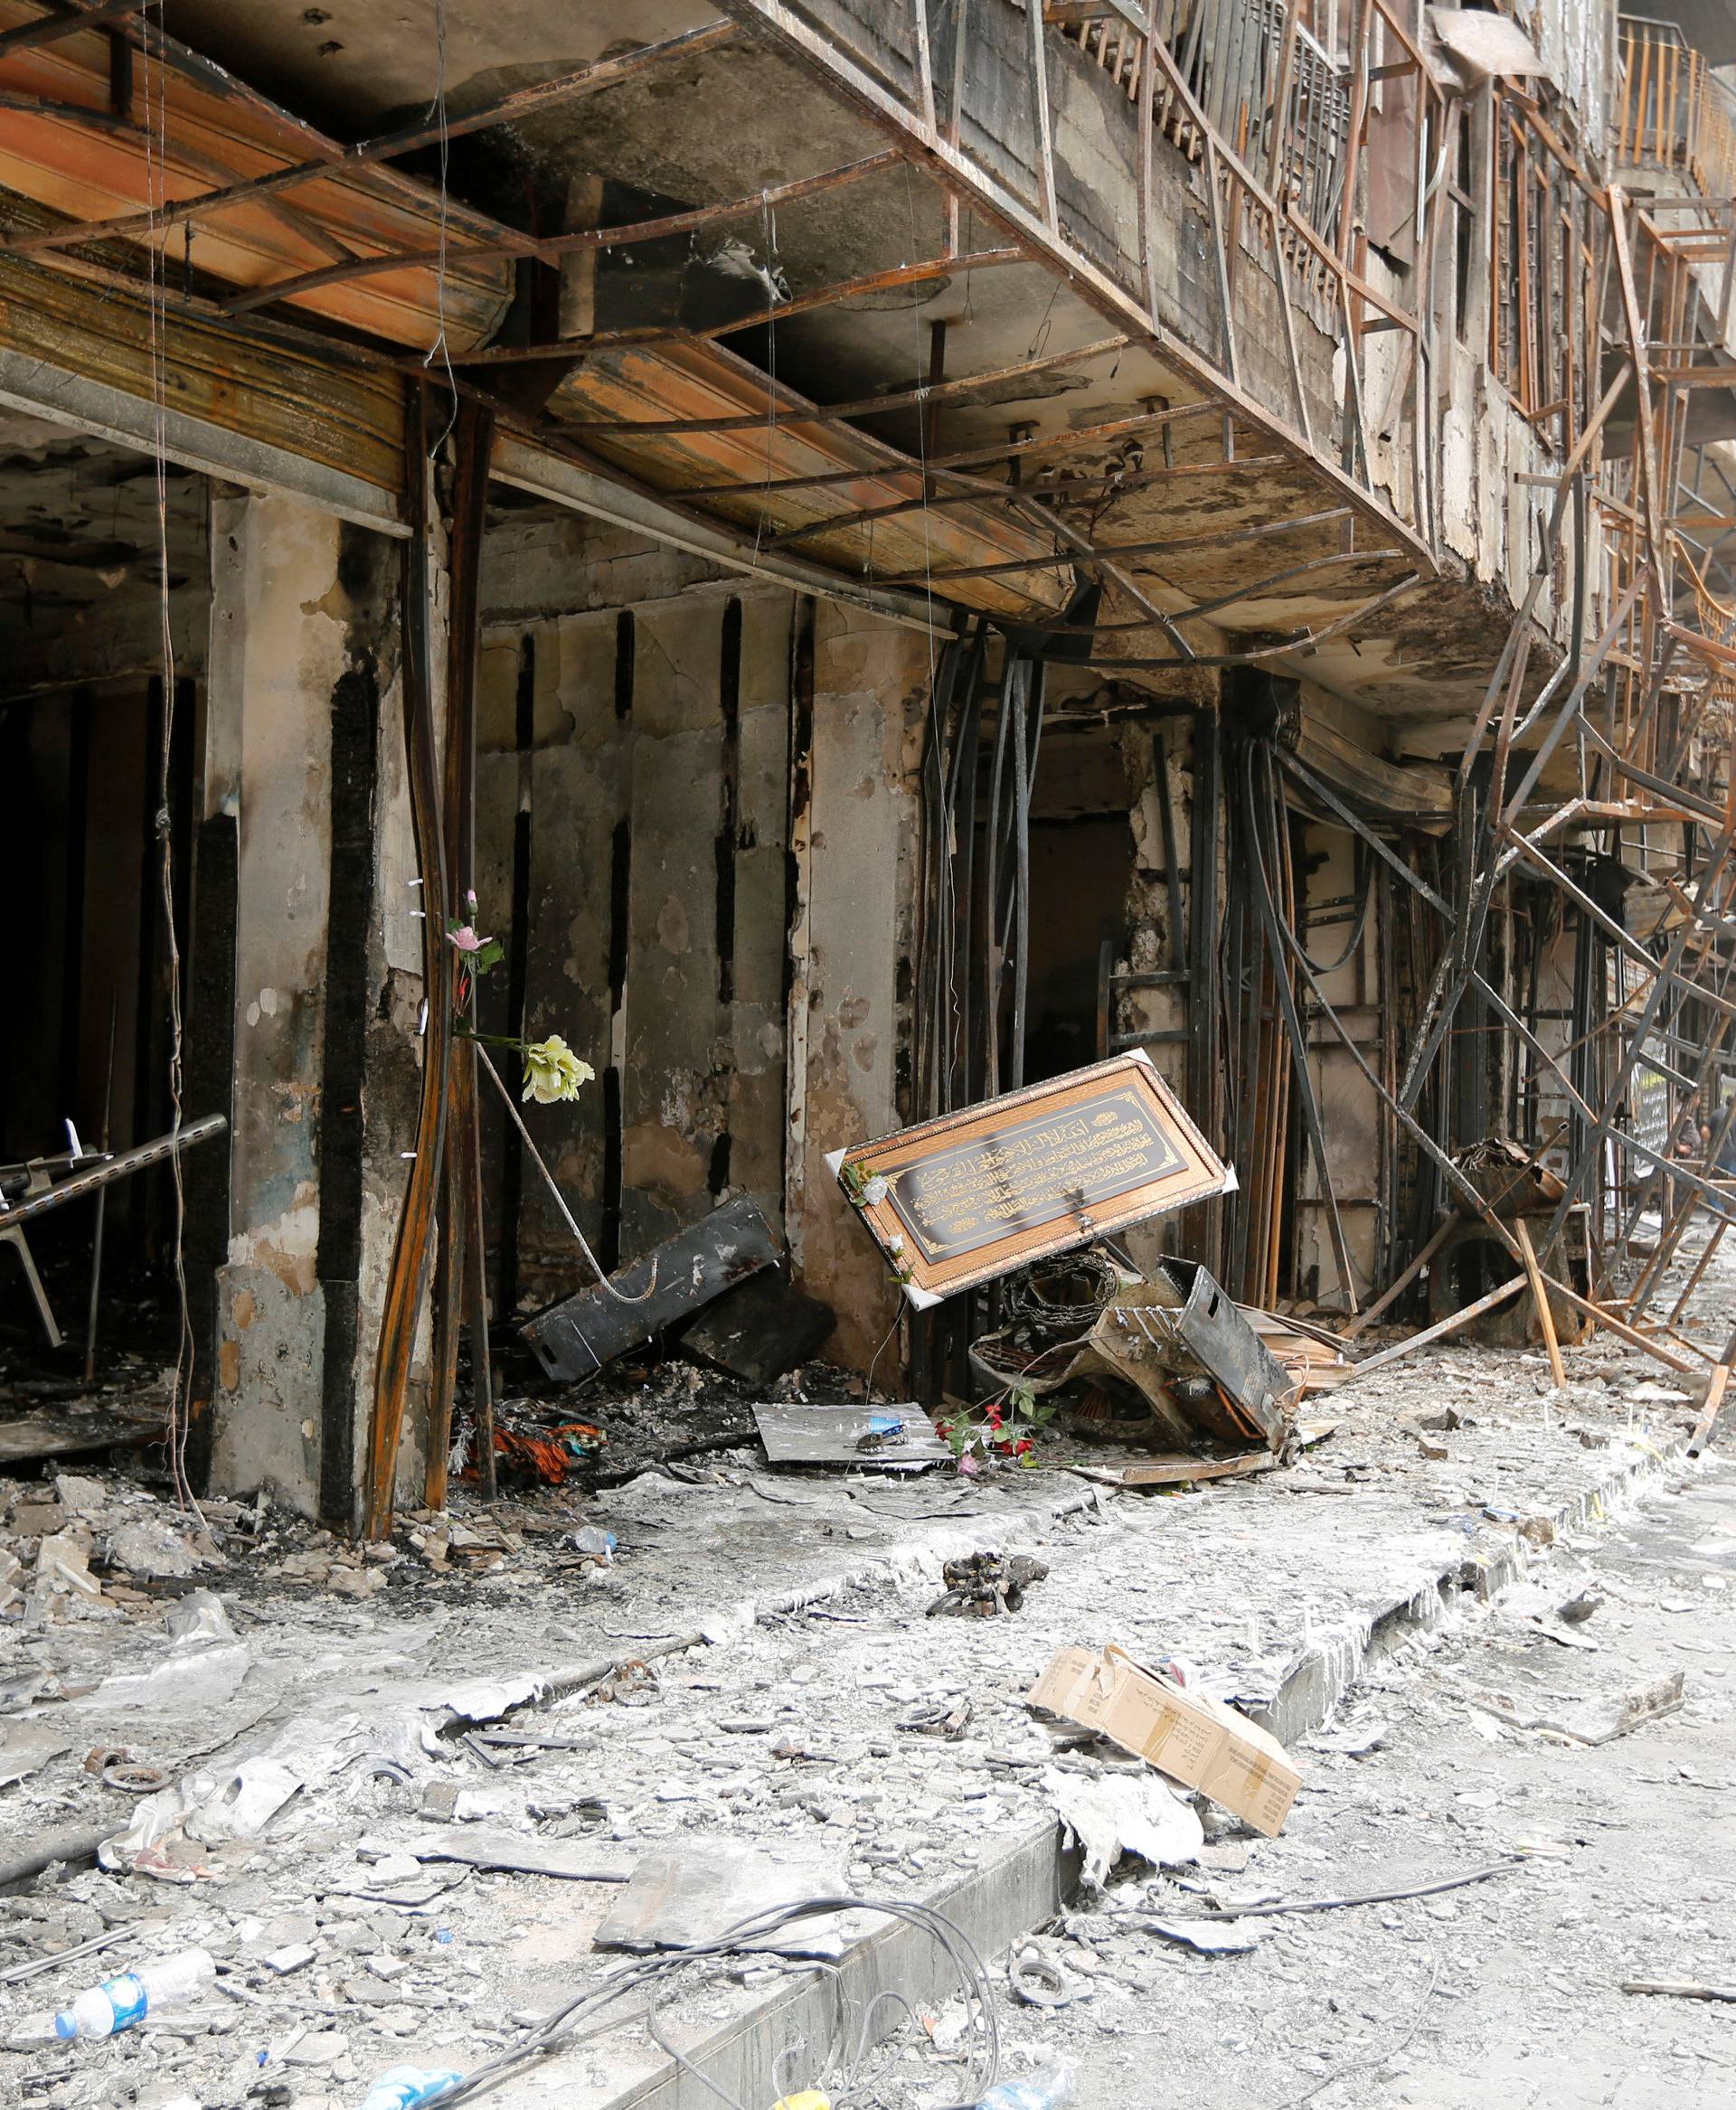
[1027,1643,1300,1838]
[835,1051,1232,1304]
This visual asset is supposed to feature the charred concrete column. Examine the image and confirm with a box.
[203,488,429,1520]
[787,603,926,1367]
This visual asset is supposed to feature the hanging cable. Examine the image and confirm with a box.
[1292,834,1375,975]
[422,0,459,458]
[138,2,200,1519]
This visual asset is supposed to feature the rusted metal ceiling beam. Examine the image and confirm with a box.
[706,0,1437,577]
[36,0,536,260]
[672,398,1222,501]
[439,251,1027,369]
[870,504,1355,587]
[219,148,904,316]
[0,20,737,261]
[1082,570,1422,667]
[0,89,363,265]
[760,451,1288,551]
[553,334,1133,437]
[0,0,138,61]
[488,428,957,638]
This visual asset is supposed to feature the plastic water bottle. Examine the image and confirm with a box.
[51,1948,216,2039]
[965,2059,1079,2110]
[358,2067,465,2110]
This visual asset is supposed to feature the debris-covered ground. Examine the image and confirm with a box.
[1,1231,1733,2108]
[997,1462,1736,2110]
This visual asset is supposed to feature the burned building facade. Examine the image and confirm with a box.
[2,0,1733,1530]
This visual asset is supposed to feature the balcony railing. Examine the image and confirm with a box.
[1060,0,1350,280]
[1616,15,1736,207]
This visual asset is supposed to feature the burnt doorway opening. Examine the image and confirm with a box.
[0,424,212,1404]
[1024,816,1135,1083]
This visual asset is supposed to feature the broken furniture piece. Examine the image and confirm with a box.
[833,1050,1232,1305]
[521,1195,777,1382]
[1426,1198,1592,1350]
[970,1248,1297,1462]
[0,1116,228,1348]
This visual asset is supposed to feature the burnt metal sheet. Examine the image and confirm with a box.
[1156,1260,1296,1446]
[521,1195,778,1382]
[547,337,1071,622]
[682,1270,835,1387]
[836,1050,1232,1305]
[1080,1263,1295,1452]
[753,1400,948,1467]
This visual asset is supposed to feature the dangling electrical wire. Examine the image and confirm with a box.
[138,1,200,1519]
[422,0,459,458]
[751,186,781,564]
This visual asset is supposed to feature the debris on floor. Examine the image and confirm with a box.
[927,1550,1050,1617]
[682,1270,836,1386]
[1028,1643,1302,1836]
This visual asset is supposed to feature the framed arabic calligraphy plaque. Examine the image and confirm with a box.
[831,1050,1233,1305]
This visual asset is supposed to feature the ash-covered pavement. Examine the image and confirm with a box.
[1,1233,1732,2108]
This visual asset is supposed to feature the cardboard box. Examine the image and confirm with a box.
[1027,1644,1301,1838]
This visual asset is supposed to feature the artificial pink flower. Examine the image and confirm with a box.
[448,925,491,954]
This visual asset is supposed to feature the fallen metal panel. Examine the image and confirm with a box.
[1162,1260,1297,1445]
[521,1196,778,1382]
[753,1400,948,1467]
[682,1270,835,1386]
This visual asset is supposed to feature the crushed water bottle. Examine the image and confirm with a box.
[358,2065,465,2110]
[42,1948,215,2039]
[964,2058,1079,2110]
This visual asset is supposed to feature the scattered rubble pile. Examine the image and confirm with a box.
[0,1295,1723,2108]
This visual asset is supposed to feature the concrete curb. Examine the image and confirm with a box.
[1254,1425,1692,1747]
[511,1430,1695,2107]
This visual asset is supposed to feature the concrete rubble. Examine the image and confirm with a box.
[3,1228,1731,2107]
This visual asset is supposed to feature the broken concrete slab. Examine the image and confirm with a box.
[522,1196,778,1381]
[392,1830,636,1882]
[0,1719,71,1789]
[595,1842,870,1959]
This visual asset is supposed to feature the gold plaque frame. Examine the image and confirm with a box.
[831,1050,1233,1305]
